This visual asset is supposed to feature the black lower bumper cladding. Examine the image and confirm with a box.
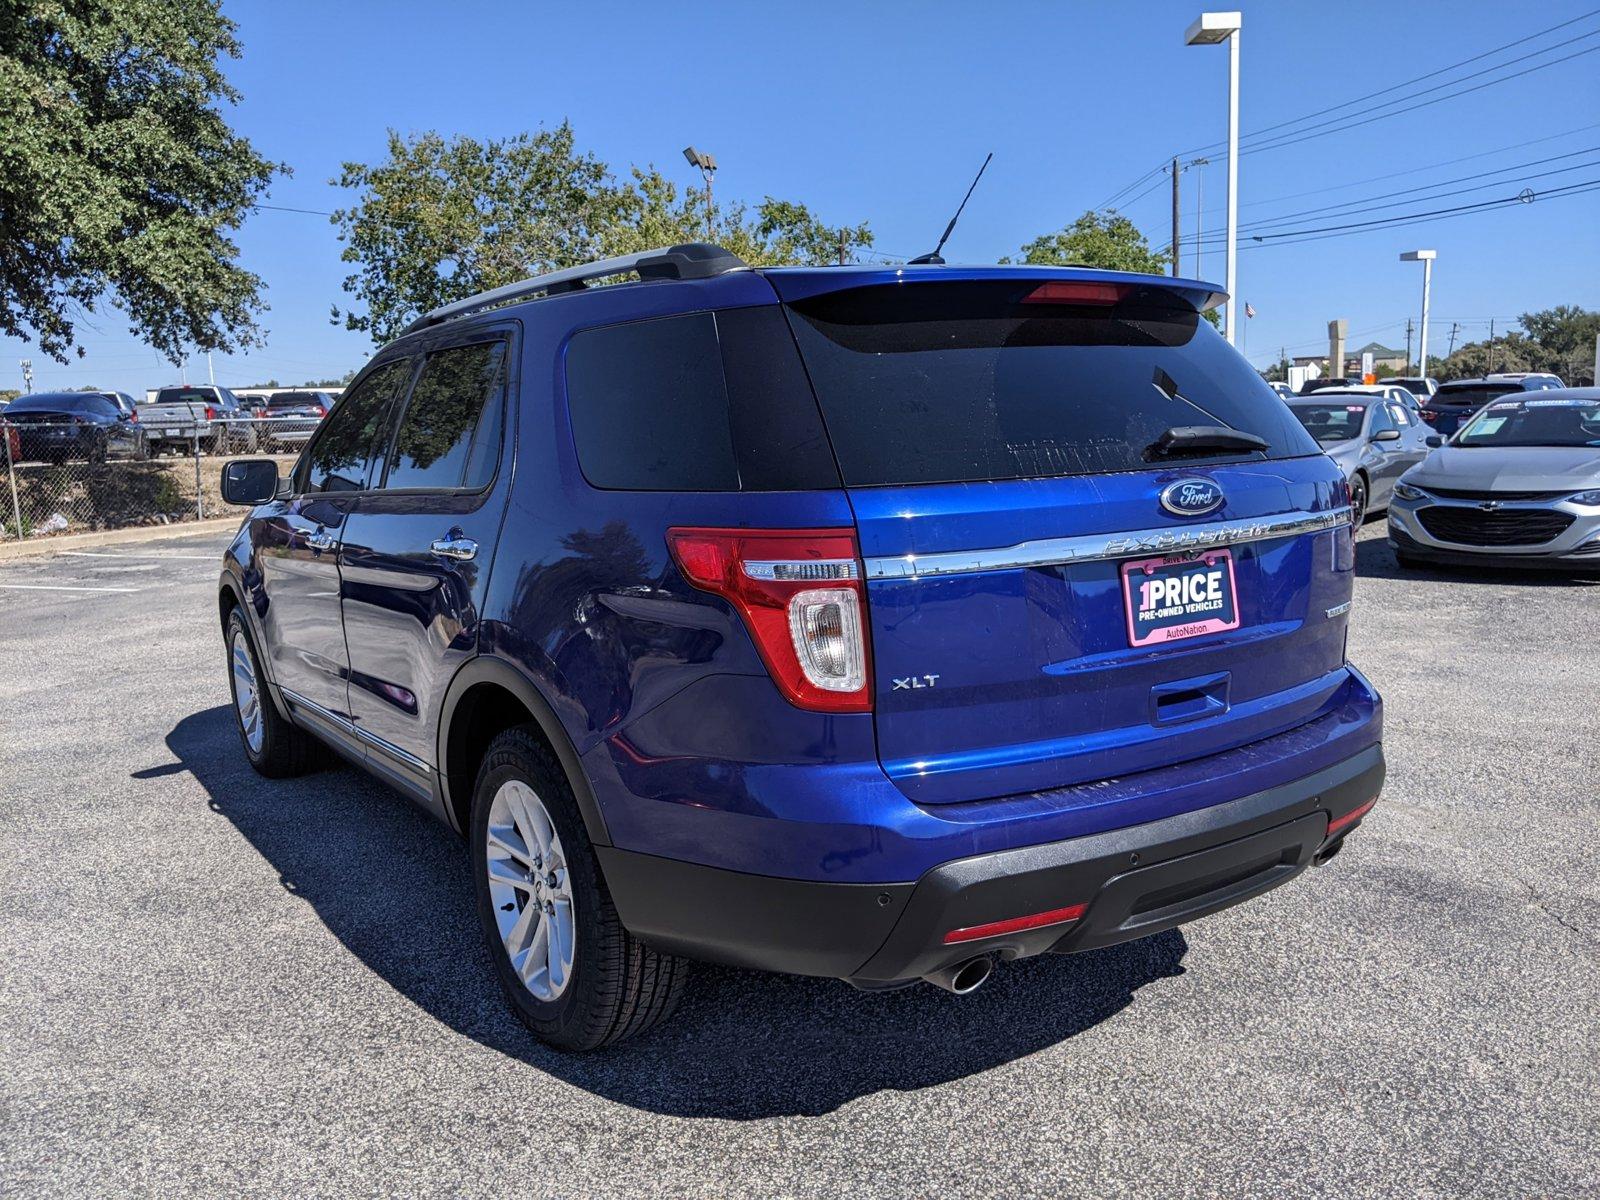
[599,744,1385,986]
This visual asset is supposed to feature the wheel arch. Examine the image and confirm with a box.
[437,657,610,847]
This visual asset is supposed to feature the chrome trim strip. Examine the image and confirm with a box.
[862,506,1353,580]
[280,687,433,774]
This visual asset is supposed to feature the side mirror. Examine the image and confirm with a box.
[221,458,280,506]
[1424,435,1444,448]
[1371,428,1401,442]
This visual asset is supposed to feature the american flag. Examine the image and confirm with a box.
[1245,302,1257,318]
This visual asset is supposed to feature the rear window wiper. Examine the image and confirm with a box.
[1145,425,1269,460]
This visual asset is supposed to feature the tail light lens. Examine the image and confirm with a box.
[667,527,871,712]
[128,408,139,422]
[204,405,217,421]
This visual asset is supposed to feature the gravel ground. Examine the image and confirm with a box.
[2,523,1596,1198]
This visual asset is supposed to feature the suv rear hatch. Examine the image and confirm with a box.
[771,271,1355,805]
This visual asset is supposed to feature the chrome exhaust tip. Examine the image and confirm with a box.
[923,956,994,995]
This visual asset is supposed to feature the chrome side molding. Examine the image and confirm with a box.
[862,506,1353,580]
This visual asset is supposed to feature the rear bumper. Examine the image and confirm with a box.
[600,742,1384,984]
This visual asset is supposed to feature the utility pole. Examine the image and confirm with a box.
[207,351,216,386]
[1488,318,1496,373]
[1191,157,1209,277]
[838,228,846,266]
[1170,157,1181,276]
[1447,321,1460,357]
[1404,319,1413,374]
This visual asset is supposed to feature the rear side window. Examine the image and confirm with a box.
[784,280,1319,487]
[301,358,413,493]
[565,309,839,491]
[381,341,506,491]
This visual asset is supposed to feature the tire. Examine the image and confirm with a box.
[1349,476,1369,527]
[224,607,323,778]
[471,726,688,1051]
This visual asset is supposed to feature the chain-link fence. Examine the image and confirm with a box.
[0,417,308,540]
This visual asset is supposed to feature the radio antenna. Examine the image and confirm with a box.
[909,152,993,265]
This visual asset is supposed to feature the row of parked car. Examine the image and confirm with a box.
[0,385,337,465]
[1268,372,1598,570]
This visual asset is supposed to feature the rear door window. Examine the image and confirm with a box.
[300,358,414,493]
[565,309,838,491]
[782,280,1318,487]
[379,340,506,491]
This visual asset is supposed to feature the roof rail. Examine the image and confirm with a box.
[397,242,748,337]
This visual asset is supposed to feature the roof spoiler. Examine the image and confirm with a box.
[397,243,748,337]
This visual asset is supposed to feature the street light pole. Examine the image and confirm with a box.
[1186,12,1243,345]
[682,146,718,241]
[1401,250,1437,380]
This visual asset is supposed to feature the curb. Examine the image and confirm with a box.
[0,517,240,562]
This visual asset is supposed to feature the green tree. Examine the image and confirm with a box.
[330,124,623,344]
[331,132,874,345]
[1518,305,1599,385]
[0,0,279,363]
[1263,355,1292,383]
[1008,210,1170,273]
[598,166,872,266]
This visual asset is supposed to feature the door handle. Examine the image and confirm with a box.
[305,529,336,552]
[431,534,477,561]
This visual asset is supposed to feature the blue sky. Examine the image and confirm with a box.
[9,0,1599,394]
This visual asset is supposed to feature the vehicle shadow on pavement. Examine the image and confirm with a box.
[167,704,1189,1119]
[1355,528,1599,586]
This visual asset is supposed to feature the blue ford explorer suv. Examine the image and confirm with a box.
[218,244,1384,1050]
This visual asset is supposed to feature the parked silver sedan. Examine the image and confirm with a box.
[1387,387,1600,570]
[1287,391,1431,524]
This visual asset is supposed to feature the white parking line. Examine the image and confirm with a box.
[0,583,142,593]
[58,551,220,561]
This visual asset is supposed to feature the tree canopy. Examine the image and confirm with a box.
[331,129,874,344]
[0,0,280,364]
[1007,210,1170,274]
[1429,306,1598,386]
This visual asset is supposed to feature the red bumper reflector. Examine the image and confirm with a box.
[1326,797,1377,839]
[943,903,1088,945]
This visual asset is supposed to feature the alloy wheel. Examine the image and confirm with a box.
[485,780,575,1002]
[230,628,264,754]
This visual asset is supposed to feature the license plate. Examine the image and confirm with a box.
[1121,550,1240,647]
[163,428,178,436]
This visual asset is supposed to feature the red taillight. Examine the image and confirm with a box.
[1326,797,1377,839]
[313,405,326,417]
[1022,281,1130,306]
[204,405,217,421]
[129,408,139,422]
[667,527,871,713]
[943,903,1088,945]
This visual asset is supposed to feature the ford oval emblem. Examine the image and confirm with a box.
[1160,478,1225,517]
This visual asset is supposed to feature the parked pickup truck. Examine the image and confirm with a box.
[141,386,256,455]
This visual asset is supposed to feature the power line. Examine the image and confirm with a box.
[1176,9,1600,157]
[1230,39,1600,160]
[1188,151,1600,246]
[1240,178,1600,249]
[1235,121,1600,212]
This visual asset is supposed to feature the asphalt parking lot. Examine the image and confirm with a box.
[2,522,1596,1198]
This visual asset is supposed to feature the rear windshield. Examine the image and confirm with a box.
[7,394,101,413]
[1291,403,1368,443]
[1456,398,1600,447]
[154,388,215,405]
[1432,385,1512,408]
[782,280,1318,487]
